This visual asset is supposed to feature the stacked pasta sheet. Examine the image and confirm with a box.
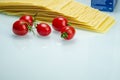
[0,0,115,33]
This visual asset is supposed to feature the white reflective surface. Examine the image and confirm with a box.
[0,0,120,80]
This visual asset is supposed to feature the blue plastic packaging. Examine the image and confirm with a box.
[91,0,117,12]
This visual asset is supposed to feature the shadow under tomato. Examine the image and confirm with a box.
[60,38,77,46]
[36,34,51,40]
[11,34,31,40]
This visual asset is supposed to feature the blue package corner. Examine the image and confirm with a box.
[91,0,118,12]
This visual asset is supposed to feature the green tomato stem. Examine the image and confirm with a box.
[67,23,72,26]
[33,12,39,22]
[27,25,35,35]
[31,28,35,35]
[61,32,68,39]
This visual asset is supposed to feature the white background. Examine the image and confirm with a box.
[0,0,120,80]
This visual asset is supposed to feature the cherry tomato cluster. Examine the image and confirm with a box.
[52,16,76,40]
[12,15,75,40]
[12,15,51,37]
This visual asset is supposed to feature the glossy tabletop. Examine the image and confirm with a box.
[0,0,120,80]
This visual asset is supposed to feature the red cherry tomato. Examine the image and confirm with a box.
[12,20,28,36]
[20,15,34,26]
[52,16,68,31]
[36,23,51,36]
[61,26,75,40]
